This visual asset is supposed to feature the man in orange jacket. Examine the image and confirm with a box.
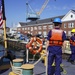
[46,18,66,75]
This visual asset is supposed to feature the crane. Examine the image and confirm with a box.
[36,0,49,15]
[26,0,50,21]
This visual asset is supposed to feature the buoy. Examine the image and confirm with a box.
[21,64,34,75]
[9,72,18,75]
[13,59,23,67]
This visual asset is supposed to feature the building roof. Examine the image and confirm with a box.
[62,9,75,22]
[71,9,75,12]
[19,15,64,26]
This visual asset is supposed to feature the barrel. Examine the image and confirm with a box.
[13,59,23,67]
[21,64,34,75]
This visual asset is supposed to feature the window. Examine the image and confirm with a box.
[68,31,71,36]
[28,27,30,30]
[43,31,47,36]
[28,31,30,34]
[38,26,42,30]
[64,23,66,28]
[71,15,73,18]
[22,28,24,30]
[34,26,37,30]
[48,25,53,29]
[71,22,74,28]
[68,22,74,28]
[38,31,42,34]
[25,31,27,33]
[31,27,33,31]
[25,28,27,30]
[43,26,47,30]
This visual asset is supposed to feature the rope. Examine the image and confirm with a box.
[10,61,22,75]
[32,54,67,75]
[33,54,46,66]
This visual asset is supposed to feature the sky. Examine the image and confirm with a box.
[4,0,75,28]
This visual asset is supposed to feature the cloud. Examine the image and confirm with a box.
[26,3,75,14]
[46,5,61,10]
[62,6,70,10]
[45,5,74,11]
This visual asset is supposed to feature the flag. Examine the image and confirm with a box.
[2,0,6,20]
[0,0,3,27]
[0,0,6,27]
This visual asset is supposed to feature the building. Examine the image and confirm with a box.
[0,27,10,38]
[62,10,75,36]
[16,10,75,37]
[0,27,10,34]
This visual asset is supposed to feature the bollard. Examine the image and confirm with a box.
[21,64,34,75]
[9,72,18,75]
[13,59,23,67]
[44,56,47,66]
[40,50,47,66]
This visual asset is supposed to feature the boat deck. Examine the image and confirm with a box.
[0,59,75,75]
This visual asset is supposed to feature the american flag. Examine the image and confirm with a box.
[0,0,3,27]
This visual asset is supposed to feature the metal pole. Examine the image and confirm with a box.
[26,48,29,63]
[3,20,7,49]
[46,53,48,75]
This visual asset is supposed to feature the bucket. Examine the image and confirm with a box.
[21,64,34,75]
[13,59,23,67]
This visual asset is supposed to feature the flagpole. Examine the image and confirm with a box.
[2,0,7,52]
[3,20,7,49]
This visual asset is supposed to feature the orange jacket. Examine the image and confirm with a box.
[49,29,63,46]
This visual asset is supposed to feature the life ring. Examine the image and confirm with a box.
[26,37,43,54]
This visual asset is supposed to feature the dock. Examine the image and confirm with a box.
[0,59,75,75]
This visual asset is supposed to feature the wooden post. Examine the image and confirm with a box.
[3,20,7,49]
